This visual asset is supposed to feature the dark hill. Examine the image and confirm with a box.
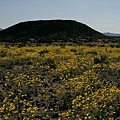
[0,20,103,42]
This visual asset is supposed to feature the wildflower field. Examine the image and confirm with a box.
[0,43,120,120]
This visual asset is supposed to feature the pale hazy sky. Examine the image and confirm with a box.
[0,0,120,33]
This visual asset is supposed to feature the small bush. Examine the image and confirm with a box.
[39,50,49,55]
[94,55,108,64]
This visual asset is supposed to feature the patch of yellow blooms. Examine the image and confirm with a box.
[0,44,120,119]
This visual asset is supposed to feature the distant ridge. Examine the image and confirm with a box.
[0,20,103,42]
[104,32,120,36]
[0,28,2,31]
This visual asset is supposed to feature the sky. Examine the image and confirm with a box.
[0,0,120,33]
